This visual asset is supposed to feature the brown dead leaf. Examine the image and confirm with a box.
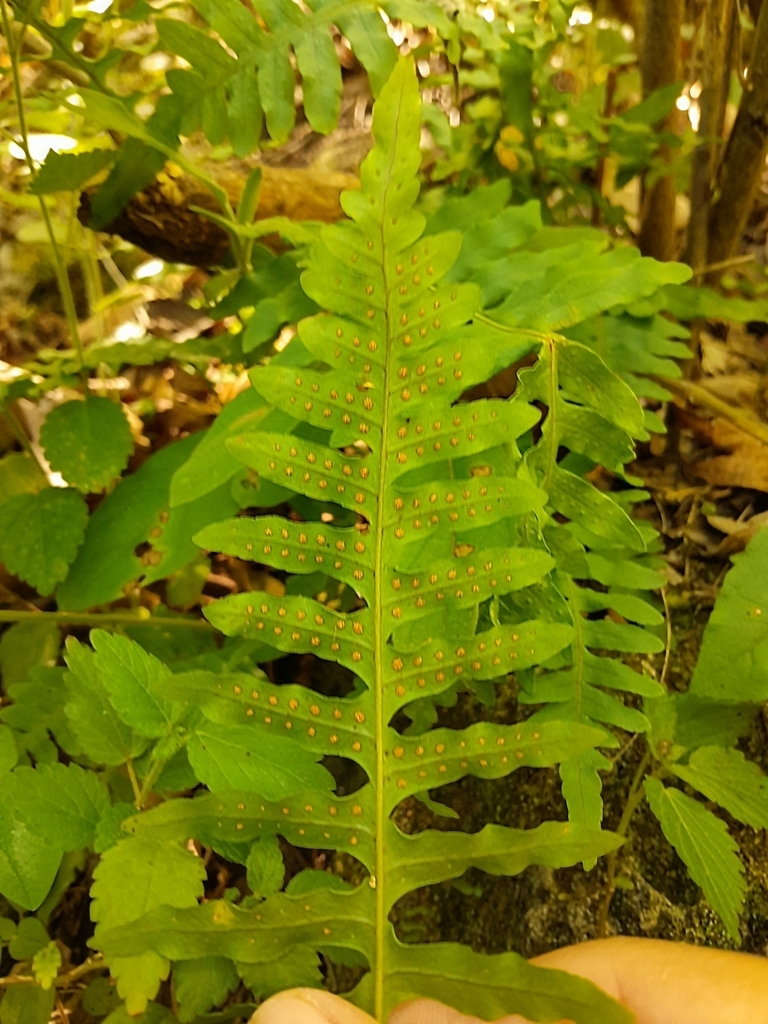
[685,415,768,491]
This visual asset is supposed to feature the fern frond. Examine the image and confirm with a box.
[95,60,632,1024]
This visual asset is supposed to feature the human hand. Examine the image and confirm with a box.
[250,937,768,1024]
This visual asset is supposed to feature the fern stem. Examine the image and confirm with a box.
[597,747,652,937]
[1,0,85,374]
[0,610,215,629]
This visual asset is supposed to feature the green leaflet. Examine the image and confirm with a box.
[29,148,116,194]
[644,777,746,941]
[690,526,768,702]
[91,838,206,1015]
[0,487,88,596]
[95,60,634,1024]
[668,746,768,831]
[39,396,134,493]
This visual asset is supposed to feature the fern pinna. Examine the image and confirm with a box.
[95,61,645,1022]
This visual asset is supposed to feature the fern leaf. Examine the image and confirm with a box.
[100,60,631,1024]
[644,777,746,940]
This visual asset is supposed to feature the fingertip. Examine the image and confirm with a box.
[250,988,376,1024]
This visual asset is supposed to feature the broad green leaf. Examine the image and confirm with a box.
[644,777,745,940]
[170,388,268,507]
[691,527,768,702]
[0,797,61,909]
[0,619,60,689]
[645,693,756,756]
[0,453,47,499]
[40,396,133,492]
[6,762,109,850]
[670,746,768,830]
[294,23,341,133]
[0,487,87,595]
[75,90,152,143]
[235,947,322,998]
[7,917,48,960]
[88,138,167,230]
[57,432,239,611]
[187,720,333,798]
[0,727,17,774]
[92,838,206,1015]
[64,637,149,766]
[173,957,239,1022]
[0,985,55,1024]
[29,148,116,194]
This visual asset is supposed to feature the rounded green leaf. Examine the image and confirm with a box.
[0,488,88,595]
[40,396,134,493]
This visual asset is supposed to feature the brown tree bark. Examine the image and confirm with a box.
[707,0,768,270]
[637,0,685,262]
[685,0,736,274]
[78,163,359,267]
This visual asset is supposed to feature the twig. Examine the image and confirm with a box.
[659,587,672,690]
[0,610,215,629]
[659,376,768,446]
[597,748,652,938]
[0,954,106,989]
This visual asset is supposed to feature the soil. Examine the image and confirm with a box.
[379,596,768,961]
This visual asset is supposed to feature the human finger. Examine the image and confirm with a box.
[530,937,768,1024]
[250,988,377,1024]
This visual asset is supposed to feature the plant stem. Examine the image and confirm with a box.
[658,375,768,446]
[125,756,142,807]
[0,610,215,629]
[597,748,652,938]
[0,954,106,989]
[0,0,85,373]
[137,758,168,809]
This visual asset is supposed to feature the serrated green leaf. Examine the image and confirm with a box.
[0,985,55,1024]
[645,777,745,940]
[6,762,109,851]
[691,526,768,702]
[40,396,133,493]
[670,745,768,830]
[187,720,333,799]
[0,487,87,595]
[64,638,149,766]
[29,148,116,194]
[32,942,61,989]
[89,630,180,739]
[0,797,61,910]
[173,957,239,1023]
[246,836,284,898]
[92,838,206,1015]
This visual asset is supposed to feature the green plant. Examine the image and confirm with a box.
[598,525,768,940]
[5,58,689,1020]
[4,4,768,1022]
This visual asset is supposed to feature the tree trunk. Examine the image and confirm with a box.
[685,0,735,274]
[707,0,768,270]
[637,0,685,262]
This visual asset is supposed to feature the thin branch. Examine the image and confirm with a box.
[658,375,768,446]
[0,610,216,629]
